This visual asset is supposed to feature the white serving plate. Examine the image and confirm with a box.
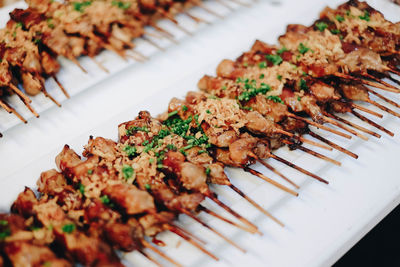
[1,0,400,266]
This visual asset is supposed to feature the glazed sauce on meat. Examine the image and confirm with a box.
[341,42,360,53]
[280,87,294,101]
[163,151,185,173]
[152,238,166,247]
[280,51,293,62]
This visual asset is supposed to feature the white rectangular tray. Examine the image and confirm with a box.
[1,0,400,266]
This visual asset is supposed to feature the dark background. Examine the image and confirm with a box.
[334,205,400,266]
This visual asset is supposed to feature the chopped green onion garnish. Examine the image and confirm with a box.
[62,224,75,234]
[122,165,134,179]
[315,21,328,32]
[266,95,284,104]
[298,43,310,54]
[168,110,178,117]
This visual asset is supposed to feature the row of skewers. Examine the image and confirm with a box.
[1,0,400,266]
[0,0,248,136]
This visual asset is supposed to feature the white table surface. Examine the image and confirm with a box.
[1,0,400,266]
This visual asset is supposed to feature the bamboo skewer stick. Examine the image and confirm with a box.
[183,11,211,24]
[362,73,400,91]
[228,183,285,227]
[296,135,333,150]
[153,25,175,38]
[138,250,163,267]
[243,167,299,196]
[164,224,219,261]
[387,75,400,86]
[323,114,368,141]
[199,206,257,234]
[360,74,400,92]
[157,8,179,24]
[144,30,164,39]
[207,193,261,233]
[384,66,400,77]
[308,131,358,159]
[21,100,39,118]
[142,240,182,267]
[89,32,131,61]
[179,208,246,252]
[42,89,61,107]
[69,56,88,73]
[283,139,341,166]
[268,153,329,184]
[256,158,300,189]
[365,87,400,109]
[351,102,383,118]
[0,99,27,123]
[166,223,207,245]
[365,98,400,119]
[112,36,148,61]
[165,17,193,36]
[288,113,352,139]
[130,50,149,61]
[127,53,146,63]
[52,75,70,98]
[142,35,166,51]
[334,72,400,93]
[326,113,381,138]
[98,42,128,61]
[8,83,32,104]
[0,100,13,113]
[8,84,39,118]
[296,145,341,166]
[156,210,233,245]
[351,110,394,136]
[150,23,178,42]
[169,222,207,245]
[89,57,109,73]
[276,129,333,151]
